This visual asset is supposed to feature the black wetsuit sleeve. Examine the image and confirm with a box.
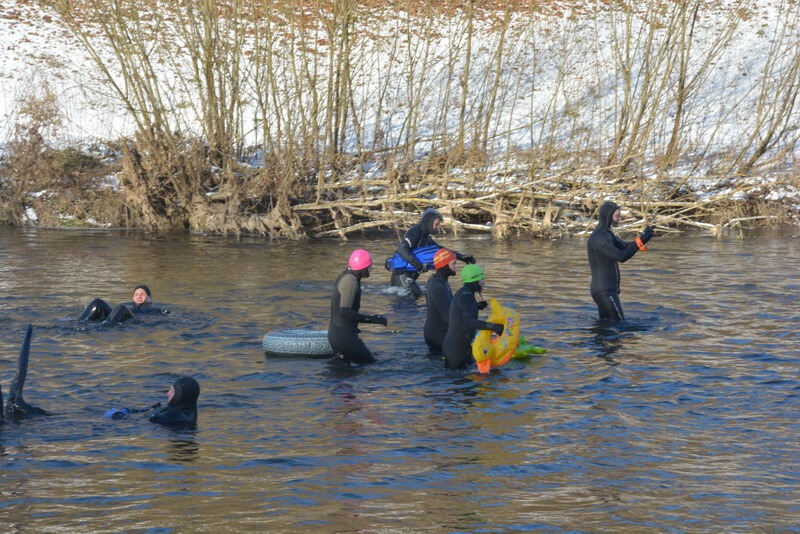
[597,232,638,263]
[458,293,494,332]
[337,275,371,323]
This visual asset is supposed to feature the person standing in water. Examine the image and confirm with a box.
[390,209,474,297]
[328,249,388,364]
[587,201,654,322]
[442,264,504,370]
[424,248,458,355]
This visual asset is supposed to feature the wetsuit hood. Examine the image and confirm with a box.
[463,280,482,293]
[348,266,370,279]
[436,265,455,277]
[598,201,620,230]
[169,377,200,410]
[419,209,442,235]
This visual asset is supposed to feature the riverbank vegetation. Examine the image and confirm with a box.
[1,0,798,238]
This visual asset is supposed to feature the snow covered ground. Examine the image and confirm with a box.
[1,0,798,213]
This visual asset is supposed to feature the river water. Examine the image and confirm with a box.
[0,227,798,532]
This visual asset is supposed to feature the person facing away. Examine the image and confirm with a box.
[442,264,504,370]
[1,324,50,423]
[79,284,166,325]
[424,248,458,355]
[587,201,654,322]
[390,208,474,297]
[148,377,200,426]
[328,249,388,364]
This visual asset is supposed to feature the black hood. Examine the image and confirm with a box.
[598,201,619,230]
[436,264,455,278]
[419,209,442,234]
[169,377,200,410]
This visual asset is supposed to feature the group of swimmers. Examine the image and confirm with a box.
[328,202,655,367]
[2,200,652,426]
[1,286,199,427]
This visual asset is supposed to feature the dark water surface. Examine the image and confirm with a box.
[1,227,798,532]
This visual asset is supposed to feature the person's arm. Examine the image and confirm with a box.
[397,227,425,271]
[337,275,373,324]
[599,233,639,263]
[458,294,502,333]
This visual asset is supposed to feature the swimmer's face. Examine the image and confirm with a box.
[612,209,621,226]
[133,288,148,305]
[167,385,175,403]
[448,259,458,271]
[432,218,442,233]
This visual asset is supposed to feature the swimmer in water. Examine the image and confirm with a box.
[79,284,167,325]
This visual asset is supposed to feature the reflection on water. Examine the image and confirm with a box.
[0,227,798,531]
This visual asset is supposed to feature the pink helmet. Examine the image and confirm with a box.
[348,249,372,270]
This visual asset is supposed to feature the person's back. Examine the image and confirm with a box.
[424,249,457,354]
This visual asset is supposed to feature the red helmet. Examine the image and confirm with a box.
[433,248,456,269]
[348,249,372,270]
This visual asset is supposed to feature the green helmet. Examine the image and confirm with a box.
[460,264,485,283]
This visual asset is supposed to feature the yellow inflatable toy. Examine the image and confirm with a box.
[472,298,521,373]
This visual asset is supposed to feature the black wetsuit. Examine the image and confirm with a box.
[442,282,499,369]
[80,299,165,325]
[149,377,199,426]
[328,268,381,364]
[424,266,455,354]
[587,201,641,322]
[392,209,465,296]
[2,325,49,422]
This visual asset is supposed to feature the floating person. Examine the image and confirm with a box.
[79,284,167,325]
[2,324,50,422]
[587,201,655,322]
[104,376,200,425]
[328,249,388,364]
[424,248,458,355]
[387,209,474,297]
[442,264,504,370]
[149,377,200,426]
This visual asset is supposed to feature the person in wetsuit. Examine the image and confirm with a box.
[424,248,458,355]
[328,249,388,364]
[80,284,166,325]
[2,324,50,422]
[148,376,200,426]
[442,264,504,370]
[587,201,655,322]
[390,209,474,297]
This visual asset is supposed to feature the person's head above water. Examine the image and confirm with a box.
[348,249,372,278]
[166,376,200,410]
[433,248,457,273]
[419,208,443,234]
[460,263,485,290]
[598,201,621,230]
[132,285,152,306]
